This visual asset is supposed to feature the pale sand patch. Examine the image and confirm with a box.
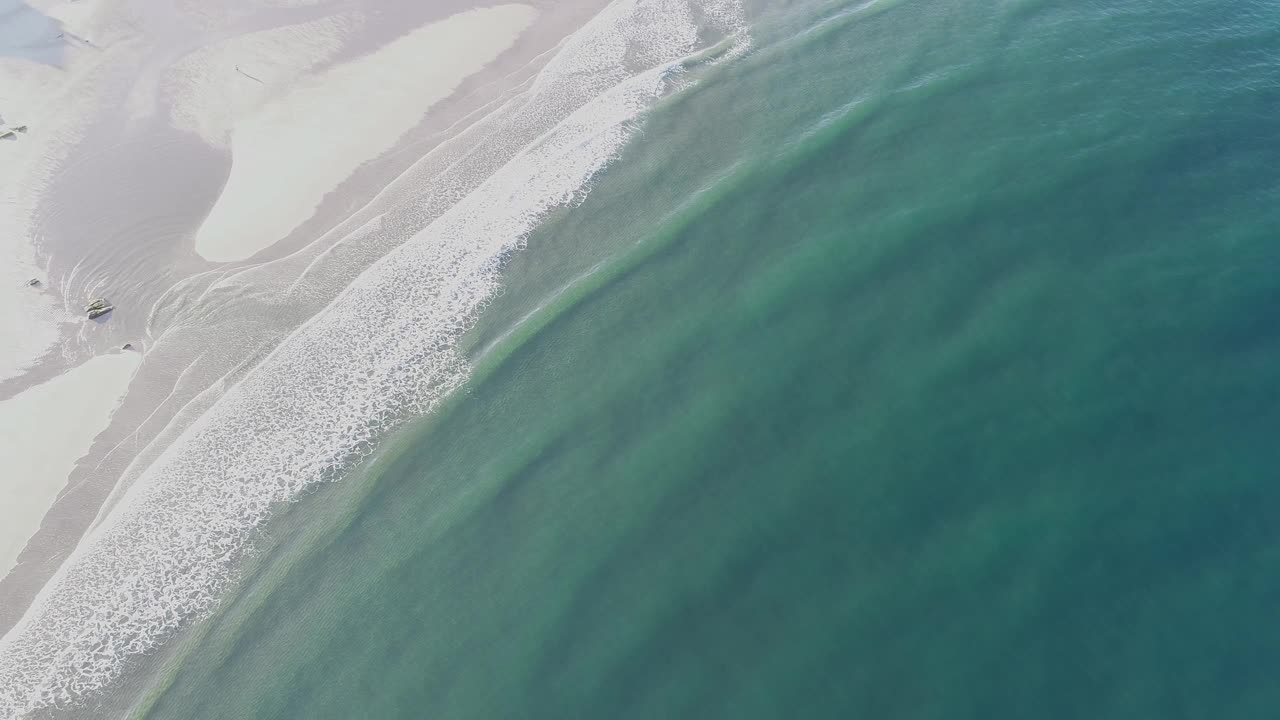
[0,352,140,577]
[193,3,538,263]
[159,13,358,137]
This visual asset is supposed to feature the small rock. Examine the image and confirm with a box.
[122,343,134,350]
[25,278,40,287]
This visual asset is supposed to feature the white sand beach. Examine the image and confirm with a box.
[0,352,139,578]
[193,4,539,262]
[0,0,645,710]
[0,0,610,644]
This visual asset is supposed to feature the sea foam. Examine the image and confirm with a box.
[0,0,746,715]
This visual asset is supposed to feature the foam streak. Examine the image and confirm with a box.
[0,0,746,715]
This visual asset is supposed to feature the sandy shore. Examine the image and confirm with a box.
[0,0,610,639]
[0,0,755,712]
[194,4,539,262]
[0,352,139,578]
[0,0,94,383]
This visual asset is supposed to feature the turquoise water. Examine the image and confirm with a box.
[134,0,1280,717]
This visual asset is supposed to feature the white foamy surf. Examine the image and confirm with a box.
[0,0,747,715]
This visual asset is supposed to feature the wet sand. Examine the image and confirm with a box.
[0,0,608,637]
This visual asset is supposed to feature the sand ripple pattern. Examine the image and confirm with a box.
[0,0,746,715]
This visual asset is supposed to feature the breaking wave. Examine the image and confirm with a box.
[0,0,746,716]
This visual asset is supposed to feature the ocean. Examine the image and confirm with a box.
[10,0,1280,716]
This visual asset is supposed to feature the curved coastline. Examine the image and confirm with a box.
[0,0,608,643]
[0,0,748,715]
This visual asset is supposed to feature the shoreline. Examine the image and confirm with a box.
[0,0,749,712]
[0,0,612,638]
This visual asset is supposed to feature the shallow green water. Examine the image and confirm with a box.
[137,0,1280,717]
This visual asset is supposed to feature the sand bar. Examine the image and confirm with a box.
[0,352,140,578]
[194,4,539,262]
